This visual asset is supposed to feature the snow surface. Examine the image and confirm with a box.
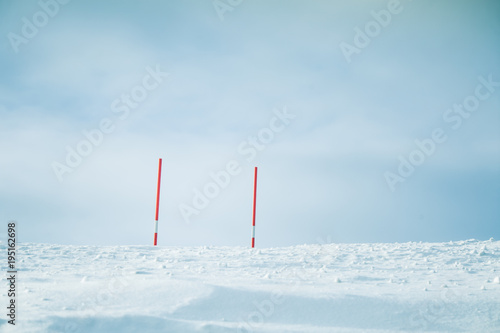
[1,239,499,332]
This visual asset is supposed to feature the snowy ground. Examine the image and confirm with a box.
[1,239,499,332]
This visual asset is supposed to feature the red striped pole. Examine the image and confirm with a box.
[154,158,162,246]
[251,166,258,248]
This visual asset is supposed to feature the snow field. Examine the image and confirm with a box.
[0,239,499,332]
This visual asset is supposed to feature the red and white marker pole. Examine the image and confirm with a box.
[251,166,258,248]
[153,158,162,246]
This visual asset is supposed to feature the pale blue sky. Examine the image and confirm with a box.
[0,0,499,246]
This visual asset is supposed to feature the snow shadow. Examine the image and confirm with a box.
[45,285,499,332]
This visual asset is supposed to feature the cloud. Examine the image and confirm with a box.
[0,0,499,246]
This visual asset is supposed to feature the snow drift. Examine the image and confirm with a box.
[1,239,499,332]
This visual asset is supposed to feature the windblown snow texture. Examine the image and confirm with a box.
[1,239,499,332]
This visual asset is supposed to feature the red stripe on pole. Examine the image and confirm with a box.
[154,158,162,246]
[155,158,162,221]
[252,166,258,248]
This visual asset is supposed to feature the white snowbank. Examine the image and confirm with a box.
[1,239,499,332]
